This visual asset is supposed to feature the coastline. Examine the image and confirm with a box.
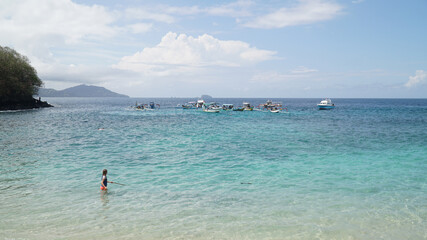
[0,97,53,111]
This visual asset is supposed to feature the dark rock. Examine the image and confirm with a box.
[0,98,53,111]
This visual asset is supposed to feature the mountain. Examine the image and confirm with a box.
[201,94,213,100]
[37,84,129,98]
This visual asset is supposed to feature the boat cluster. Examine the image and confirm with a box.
[133,101,160,111]
[132,98,335,112]
[179,99,288,113]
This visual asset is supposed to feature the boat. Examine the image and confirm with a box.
[180,102,196,109]
[205,102,222,110]
[242,102,253,111]
[233,107,244,111]
[144,102,160,110]
[203,102,221,113]
[222,104,234,110]
[196,99,205,108]
[258,100,286,110]
[133,102,145,111]
[203,108,220,113]
[317,98,335,110]
[134,105,145,111]
[256,100,288,112]
[133,101,160,111]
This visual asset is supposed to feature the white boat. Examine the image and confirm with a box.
[203,108,220,113]
[180,101,196,109]
[196,99,205,108]
[270,109,281,113]
[222,104,234,110]
[317,98,335,110]
[203,102,221,112]
[258,100,282,110]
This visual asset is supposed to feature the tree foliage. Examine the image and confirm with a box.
[0,46,42,103]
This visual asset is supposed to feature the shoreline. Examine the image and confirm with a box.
[0,98,53,111]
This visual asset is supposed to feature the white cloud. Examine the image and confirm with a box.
[243,0,343,29]
[0,0,116,45]
[352,0,365,4]
[0,0,118,75]
[124,8,175,23]
[205,0,254,17]
[123,0,253,25]
[159,0,253,17]
[251,70,314,83]
[291,66,318,74]
[114,32,276,76]
[127,23,153,34]
[405,70,427,88]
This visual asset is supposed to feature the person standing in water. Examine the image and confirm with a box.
[100,169,113,190]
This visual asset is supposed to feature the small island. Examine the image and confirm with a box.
[0,46,53,111]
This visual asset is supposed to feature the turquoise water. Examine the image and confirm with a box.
[1,98,426,239]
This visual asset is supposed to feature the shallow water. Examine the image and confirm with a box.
[1,98,426,239]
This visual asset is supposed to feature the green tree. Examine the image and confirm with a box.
[0,46,42,103]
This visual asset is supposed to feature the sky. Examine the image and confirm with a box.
[0,0,426,98]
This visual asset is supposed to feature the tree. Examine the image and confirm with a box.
[0,46,42,103]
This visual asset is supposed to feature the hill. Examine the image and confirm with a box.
[38,84,129,98]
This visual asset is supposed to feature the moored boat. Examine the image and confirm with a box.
[148,102,160,109]
[180,102,196,109]
[203,108,220,113]
[317,98,335,110]
[242,102,253,111]
[133,101,160,111]
[222,104,234,110]
[258,100,286,111]
[204,102,222,112]
[196,99,205,108]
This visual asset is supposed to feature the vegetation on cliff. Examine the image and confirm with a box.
[0,46,51,110]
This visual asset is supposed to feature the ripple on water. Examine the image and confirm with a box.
[1,98,426,239]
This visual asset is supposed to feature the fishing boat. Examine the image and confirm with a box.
[257,100,287,112]
[242,102,253,111]
[134,105,145,111]
[133,102,146,111]
[196,99,205,108]
[133,101,160,111]
[203,102,221,113]
[180,102,196,109]
[147,102,160,109]
[203,108,220,113]
[206,102,222,110]
[222,104,234,110]
[258,100,284,110]
[317,98,335,110]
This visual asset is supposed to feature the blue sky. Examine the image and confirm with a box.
[1,0,426,97]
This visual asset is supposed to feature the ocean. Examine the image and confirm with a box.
[1,98,426,239]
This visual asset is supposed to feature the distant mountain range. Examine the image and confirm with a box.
[37,84,129,98]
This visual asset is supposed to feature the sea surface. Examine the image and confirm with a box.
[1,98,426,239]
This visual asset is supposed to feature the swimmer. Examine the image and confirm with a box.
[100,169,113,190]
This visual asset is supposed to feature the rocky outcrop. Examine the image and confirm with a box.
[0,98,53,111]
